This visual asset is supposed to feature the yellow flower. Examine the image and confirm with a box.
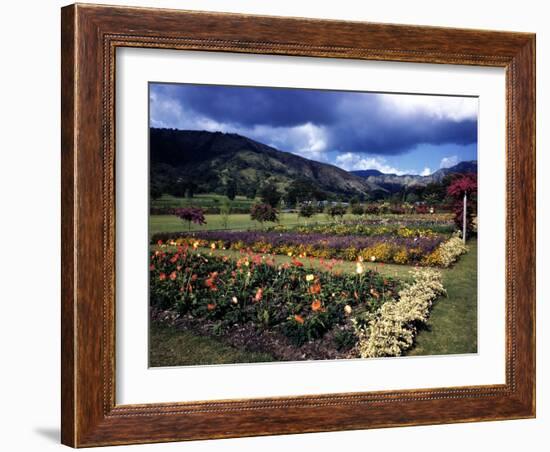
[287,252,293,257]
[370,255,376,262]
[356,262,364,275]
[193,241,200,249]
[210,243,216,250]
[305,274,315,282]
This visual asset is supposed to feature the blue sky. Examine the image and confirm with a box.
[149,83,478,176]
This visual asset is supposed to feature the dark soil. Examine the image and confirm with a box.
[151,308,358,362]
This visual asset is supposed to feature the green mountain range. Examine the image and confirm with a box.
[150,128,477,198]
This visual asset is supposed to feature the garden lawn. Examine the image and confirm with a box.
[149,213,358,235]
[150,322,274,367]
[408,238,477,356]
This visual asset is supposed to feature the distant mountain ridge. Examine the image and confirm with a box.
[351,160,477,192]
[150,128,379,197]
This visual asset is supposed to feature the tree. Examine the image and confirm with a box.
[351,204,364,215]
[150,184,163,200]
[298,203,316,221]
[405,192,419,203]
[285,179,326,207]
[174,207,206,231]
[260,182,282,207]
[250,203,278,229]
[447,174,477,241]
[220,198,232,230]
[225,179,237,201]
[246,186,257,200]
[349,195,361,206]
[326,203,347,220]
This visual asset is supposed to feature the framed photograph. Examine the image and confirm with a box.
[61,3,536,447]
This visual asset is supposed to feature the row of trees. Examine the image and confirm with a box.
[154,174,473,212]
[172,174,478,237]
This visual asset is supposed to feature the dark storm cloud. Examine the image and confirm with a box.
[330,114,477,155]
[150,83,477,155]
[156,83,341,127]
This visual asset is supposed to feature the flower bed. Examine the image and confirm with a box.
[269,223,443,237]
[150,247,446,359]
[151,229,466,266]
[150,247,401,348]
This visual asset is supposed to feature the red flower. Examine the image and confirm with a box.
[254,288,263,302]
[159,273,166,281]
[169,271,177,281]
[157,240,163,246]
[207,303,216,311]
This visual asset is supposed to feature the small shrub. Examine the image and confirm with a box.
[353,268,446,358]
[423,234,468,267]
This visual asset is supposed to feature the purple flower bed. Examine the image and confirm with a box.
[152,230,446,264]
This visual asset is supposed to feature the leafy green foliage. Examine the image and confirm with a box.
[260,182,282,207]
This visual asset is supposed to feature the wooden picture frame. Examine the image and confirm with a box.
[61,3,535,447]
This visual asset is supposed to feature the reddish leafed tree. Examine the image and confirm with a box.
[175,207,207,231]
[446,173,477,238]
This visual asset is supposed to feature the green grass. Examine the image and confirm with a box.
[407,238,477,356]
[149,213,359,235]
[149,239,477,362]
[149,322,274,367]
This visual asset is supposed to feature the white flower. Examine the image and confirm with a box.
[344,305,352,315]
[306,274,315,282]
[356,262,365,274]
[231,296,238,304]
[370,256,376,262]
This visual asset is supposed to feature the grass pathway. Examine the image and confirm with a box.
[408,239,477,355]
[150,323,274,367]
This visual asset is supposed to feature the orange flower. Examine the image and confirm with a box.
[311,299,323,312]
[254,288,263,302]
[169,271,177,281]
[294,314,305,324]
[207,303,216,311]
[308,282,321,295]
[159,272,166,281]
